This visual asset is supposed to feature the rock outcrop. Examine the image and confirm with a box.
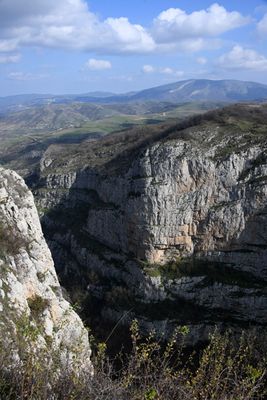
[0,167,92,373]
[33,104,267,343]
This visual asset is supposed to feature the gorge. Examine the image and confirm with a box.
[26,103,267,345]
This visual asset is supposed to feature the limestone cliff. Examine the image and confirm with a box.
[0,167,92,373]
[33,104,267,343]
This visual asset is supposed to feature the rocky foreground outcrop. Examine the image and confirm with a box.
[0,167,92,373]
[34,104,267,343]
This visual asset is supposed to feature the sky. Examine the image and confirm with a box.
[0,0,267,96]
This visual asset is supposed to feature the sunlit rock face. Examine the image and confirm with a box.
[34,107,267,343]
[0,167,92,373]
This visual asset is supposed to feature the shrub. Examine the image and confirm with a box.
[0,221,30,259]
[27,295,49,321]
[0,320,266,399]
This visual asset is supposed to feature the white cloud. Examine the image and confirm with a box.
[85,58,112,71]
[0,1,252,56]
[153,3,250,43]
[160,67,174,74]
[104,17,155,53]
[160,68,184,78]
[158,38,223,53]
[0,39,19,53]
[217,45,267,71]
[196,57,207,65]
[0,53,20,63]
[142,64,155,73]
[8,71,49,80]
[142,65,184,78]
[0,0,155,54]
[257,13,267,37]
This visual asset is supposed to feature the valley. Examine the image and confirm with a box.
[0,99,219,178]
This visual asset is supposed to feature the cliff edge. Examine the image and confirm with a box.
[0,167,92,374]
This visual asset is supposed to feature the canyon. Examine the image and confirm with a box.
[27,103,267,344]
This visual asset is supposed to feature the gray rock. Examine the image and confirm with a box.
[35,127,267,342]
[0,167,92,374]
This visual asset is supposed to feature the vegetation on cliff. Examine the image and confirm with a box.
[0,321,266,399]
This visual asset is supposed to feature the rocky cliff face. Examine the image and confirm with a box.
[33,104,267,343]
[0,167,92,373]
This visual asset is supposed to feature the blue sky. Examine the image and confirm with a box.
[0,0,267,95]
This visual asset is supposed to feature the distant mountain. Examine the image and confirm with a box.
[1,80,267,112]
[0,103,122,132]
[0,92,116,113]
[0,94,55,113]
[81,91,115,98]
[128,79,267,103]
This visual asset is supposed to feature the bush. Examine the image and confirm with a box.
[0,221,30,259]
[27,295,49,321]
[0,321,266,399]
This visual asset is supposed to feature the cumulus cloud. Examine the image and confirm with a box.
[0,0,252,56]
[152,3,250,43]
[85,58,112,71]
[104,17,155,53]
[0,0,155,54]
[142,65,155,73]
[257,13,267,37]
[217,45,267,71]
[0,53,20,63]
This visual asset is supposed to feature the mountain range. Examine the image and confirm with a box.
[1,79,267,113]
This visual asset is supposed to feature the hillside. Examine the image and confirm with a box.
[38,103,267,175]
[0,101,217,178]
